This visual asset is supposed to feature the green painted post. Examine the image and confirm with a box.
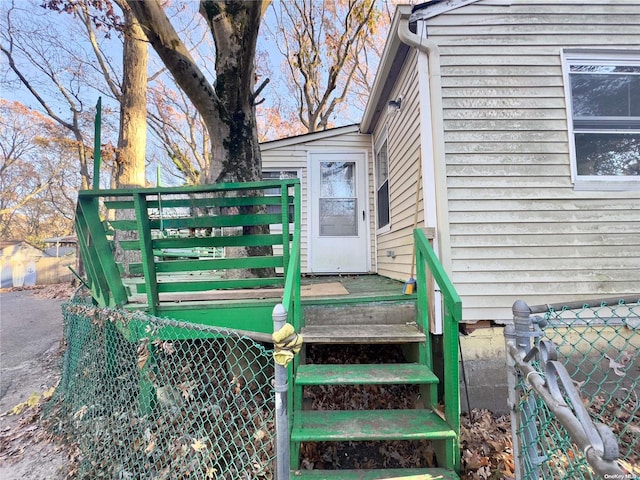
[93,97,102,190]
[281,182,290,270]
[133,193,159,315]
[293,182,302,330]
[138,340,157,414]
[414,228,462,473]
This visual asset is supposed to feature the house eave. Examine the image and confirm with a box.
[260,124,362,151]
[361,0,483,134]
[361,5,412,134]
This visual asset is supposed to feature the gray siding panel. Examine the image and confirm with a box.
[432,0,640,322]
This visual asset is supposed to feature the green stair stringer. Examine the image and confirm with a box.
[288,229,462,477]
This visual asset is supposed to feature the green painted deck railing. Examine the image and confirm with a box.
[75,179,301,334]
[414,228,462,473]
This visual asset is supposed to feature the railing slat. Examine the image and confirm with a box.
[132,277,286,294]
[104,195,290,211]
[154,233,287,249]
[134,193,159,314]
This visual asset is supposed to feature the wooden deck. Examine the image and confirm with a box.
[125,274,412,306]
[300,274,413,304]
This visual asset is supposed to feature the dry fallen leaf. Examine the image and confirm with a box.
[73,405,88,421]
[604,354,627,376]
[145,440,155,454]
[253,429,268,441]
[137,343,150,369]
[191,438,206,453]
[206,467,218,478]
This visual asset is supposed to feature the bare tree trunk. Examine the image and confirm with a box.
[115,4,148,188]
[127,0,274,277]
[113,4,149,273]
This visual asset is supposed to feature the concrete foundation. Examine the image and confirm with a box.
[459,326,510,413]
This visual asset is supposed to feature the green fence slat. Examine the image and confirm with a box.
[149,213,282,230]
[78,178,299,197]
[153,255,283,273]
[152,233,285,249]
[130,256,284,276]
[103,199,135,210]
[106,196,286,211]
[109,219,139,231]
[134,277,285,294]
[75,206,109,305]
[119,240,141,251]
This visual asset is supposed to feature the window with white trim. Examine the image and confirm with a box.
[563,51,640,189]
[262,169,299,225]
[375,137,390,230]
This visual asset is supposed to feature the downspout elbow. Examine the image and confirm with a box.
[397,17,440,78]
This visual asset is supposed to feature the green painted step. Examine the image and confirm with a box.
[301,324,425,344]
[291,409,456,442]
[296,363,439,386]
[291,467,459,479]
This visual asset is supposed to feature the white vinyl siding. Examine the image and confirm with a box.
[375,51,426,280]
[422,0,640,322]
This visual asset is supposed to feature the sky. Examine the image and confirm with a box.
[1,0,397,185]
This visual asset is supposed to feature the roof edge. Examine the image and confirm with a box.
[410,0,484,22]
[361,5,412,133]
[260,124,362,151]
[361,0,483,133]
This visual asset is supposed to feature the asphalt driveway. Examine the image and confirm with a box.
[0,289,65,413]
[0,289,67,479]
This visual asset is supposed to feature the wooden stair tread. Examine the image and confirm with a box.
[291,409,456,442]
[301,324,425,344]
[303,301,416,326]
[296,363,438,386]
[291,467,459,479]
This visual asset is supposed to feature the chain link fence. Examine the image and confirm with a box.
[506,296,640,480]
[46,295,276,479]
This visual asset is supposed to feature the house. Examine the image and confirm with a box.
[263,0,640,323]
[0,240,75,287]
[261,0,640,408]
[43,236,77,258]
[0,241,44,287]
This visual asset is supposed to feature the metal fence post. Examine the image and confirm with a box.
[511,300,545,479]
[512,300,532,354]
[273,303,290,480]
[504,323,523,480]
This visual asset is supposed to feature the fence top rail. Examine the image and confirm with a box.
[78,178,301,198]
[526,295,640,314]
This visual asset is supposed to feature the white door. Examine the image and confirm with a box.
[309,152,369,273]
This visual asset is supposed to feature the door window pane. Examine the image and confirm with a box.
[318,161,357,237]
[320,199,357,236]
[320,162,355,197]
